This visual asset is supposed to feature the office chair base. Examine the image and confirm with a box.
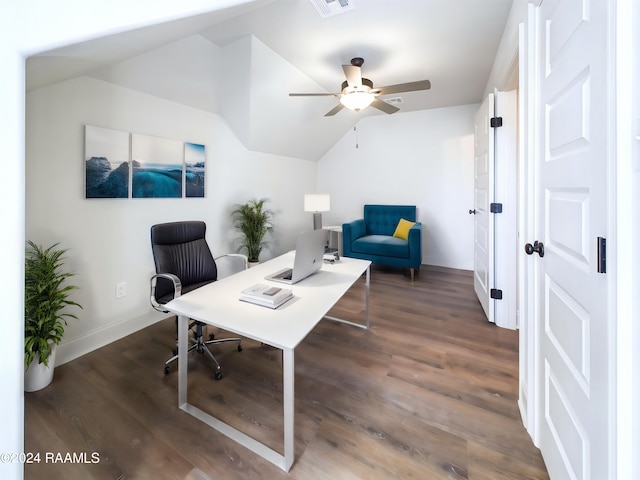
[164,336,242,380]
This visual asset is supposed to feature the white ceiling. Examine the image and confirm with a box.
[26,0,514,160]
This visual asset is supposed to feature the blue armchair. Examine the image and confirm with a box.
[342,205,422,280]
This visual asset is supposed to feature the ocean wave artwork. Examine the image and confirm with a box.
[185,142,205,198]
[85,126,130,198]
[84,126,206,199]
[132,161,183,198]
[86,157,129,198]
[132,134,183,198]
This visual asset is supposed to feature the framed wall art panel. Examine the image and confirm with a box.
[185,142,205,198]
[131,134,183,198]
[85,125,130,198]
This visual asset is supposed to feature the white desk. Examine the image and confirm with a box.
[164,251,371,472]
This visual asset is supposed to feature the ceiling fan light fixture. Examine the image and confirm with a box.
[340,91,375,111]
[289,57,429,116]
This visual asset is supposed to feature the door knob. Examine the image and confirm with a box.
[524,241,544,258]
[469,209,476,215]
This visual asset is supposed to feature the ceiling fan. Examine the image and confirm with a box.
[289,57,431,116]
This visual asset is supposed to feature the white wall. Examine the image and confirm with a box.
[317,104,478,271]
[222,34,356,161]
[26,75,316,366]
[90,34,222,114]
[2,2,260,477]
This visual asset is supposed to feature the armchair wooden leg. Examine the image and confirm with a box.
[410,268,414,282]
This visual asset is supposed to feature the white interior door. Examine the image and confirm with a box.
[494,90,518,330]
[474,91,518,329]
[473,93,495,323]
[533,0,611,478]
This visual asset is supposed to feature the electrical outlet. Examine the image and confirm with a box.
[116,282,127,299]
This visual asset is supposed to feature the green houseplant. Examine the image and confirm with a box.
[24,241,82,391]
[231,198,274,263]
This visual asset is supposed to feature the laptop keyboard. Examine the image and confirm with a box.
[277,269,293,280]
[280,269,293,280]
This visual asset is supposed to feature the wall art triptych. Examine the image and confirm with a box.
[84,125,205,199]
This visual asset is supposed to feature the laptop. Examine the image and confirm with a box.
[265,229,328,284]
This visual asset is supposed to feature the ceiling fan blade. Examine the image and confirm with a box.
[324,103,345,117]
[374,80,431,96]
[370,98,400,114]
[342,65,362,88]
[289,93,341,97]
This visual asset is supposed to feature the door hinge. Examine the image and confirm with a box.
[597,237,606,274]
[490,116,503,128]
[490,289,503,300]
[490,203,503,213]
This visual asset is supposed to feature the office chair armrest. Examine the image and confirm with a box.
[214,253,249,279]
[215,253,248,268]
[150,273,182,312]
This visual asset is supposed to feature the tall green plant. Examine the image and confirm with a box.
[24,241,82,368]
[231,198,274,263]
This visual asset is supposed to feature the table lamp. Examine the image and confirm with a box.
[304,194,330,230]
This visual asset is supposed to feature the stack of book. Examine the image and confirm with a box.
[240,283,293,309]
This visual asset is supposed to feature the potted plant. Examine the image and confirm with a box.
[24,241,82,392]
[231,198,274,264]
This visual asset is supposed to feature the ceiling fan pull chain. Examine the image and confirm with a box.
[354,126,359,149]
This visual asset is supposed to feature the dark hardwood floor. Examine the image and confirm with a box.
[25,265,549,479]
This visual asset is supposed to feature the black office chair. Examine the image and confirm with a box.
[150,221,244,380]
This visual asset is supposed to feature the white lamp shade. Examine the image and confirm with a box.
[304,194,330,212]
[340,91,375,111]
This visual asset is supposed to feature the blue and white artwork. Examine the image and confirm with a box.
[132,134,183,198]
[185,142,205,198]
[85,126,130,198]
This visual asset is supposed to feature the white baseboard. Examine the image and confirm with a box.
[422,256,473,271]
[56,309,170,366]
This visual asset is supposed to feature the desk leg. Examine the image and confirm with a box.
[177,314,188,407]
[174,315,293,472]
[283,348,294,471]
[365,265,370,329]
[324,264,371,330]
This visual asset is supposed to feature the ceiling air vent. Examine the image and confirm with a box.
[385,97,404,105]
[308,0,355,18]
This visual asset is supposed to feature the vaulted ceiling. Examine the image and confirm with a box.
[26,0,514,161]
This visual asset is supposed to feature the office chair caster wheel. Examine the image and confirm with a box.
[164,366,170,375]
[214,371,223,381]
[238,345,243,352]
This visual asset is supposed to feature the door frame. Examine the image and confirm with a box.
[613,0,639,477]
[519,1,539,443]
[491,7,537,436]
[488,4,536,435]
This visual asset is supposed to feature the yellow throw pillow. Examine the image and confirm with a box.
[393,218,416,240]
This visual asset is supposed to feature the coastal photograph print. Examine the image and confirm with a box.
[131,134,183,198]
[185,142,205,198]
[85,125,130,198]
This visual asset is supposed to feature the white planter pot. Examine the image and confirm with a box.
[24,343,56,392]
